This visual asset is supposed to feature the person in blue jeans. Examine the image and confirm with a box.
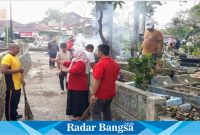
[48,37,59,68]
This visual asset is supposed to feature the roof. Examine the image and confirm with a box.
[0,20,58,33]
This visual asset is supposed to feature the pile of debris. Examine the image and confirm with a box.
[166,106,200,120]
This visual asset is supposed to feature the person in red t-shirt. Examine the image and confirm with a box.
[66,36,74,52]
[90,44,120,120]
[55,49,89,120]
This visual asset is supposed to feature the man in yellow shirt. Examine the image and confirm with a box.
[141,21,163,59]
[1,44,25,121]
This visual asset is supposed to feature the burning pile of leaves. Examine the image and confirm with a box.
[166,106,200,120]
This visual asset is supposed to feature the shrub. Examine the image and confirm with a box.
[128,54,156,90]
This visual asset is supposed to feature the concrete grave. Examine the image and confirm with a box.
[111,81,166,120]
[151,76,175,87]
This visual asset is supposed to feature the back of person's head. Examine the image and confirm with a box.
[60,43,66,48]
[8,43,18,50]
[86,44,94,50]
[69,36,74,41]
[8,43,20,55]
[98,44,110,56]
[53,37,57,42]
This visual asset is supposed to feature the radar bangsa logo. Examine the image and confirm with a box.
[99,122,134,133]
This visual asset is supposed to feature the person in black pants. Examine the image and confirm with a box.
[55,43,71,94]
[1,44,25,120]
[59,71,67,92]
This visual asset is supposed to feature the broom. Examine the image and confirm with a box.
[22,84,34,120]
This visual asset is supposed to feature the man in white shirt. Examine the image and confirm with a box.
[56,43,71,94]
[85,44,95,85]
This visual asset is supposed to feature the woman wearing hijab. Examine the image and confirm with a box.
[56,50,89,120]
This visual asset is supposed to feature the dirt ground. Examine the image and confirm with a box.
[18,51,72,120]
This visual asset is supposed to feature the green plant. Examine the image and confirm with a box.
[128,54,156,90]
[181,44,199,55]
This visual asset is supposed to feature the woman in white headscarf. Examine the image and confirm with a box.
[57,49,89,120]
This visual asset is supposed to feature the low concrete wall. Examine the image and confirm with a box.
[0,74,6,120]
[117,62,128,70]
[0,52,32,120]
[120,70,135,82]
[111,81,166,120]
[29,47,48,52]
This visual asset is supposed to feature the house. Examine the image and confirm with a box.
[0,12,95,43]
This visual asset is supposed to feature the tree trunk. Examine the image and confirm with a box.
[98,9,107,44]
[140,2,147,35]
[96,2,114,57]
[131,1,140,57]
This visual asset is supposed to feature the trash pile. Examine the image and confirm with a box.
[166,106,200,120]
[154,93,200,120]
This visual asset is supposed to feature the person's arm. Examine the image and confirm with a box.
[89,63,104,103]
[90,62,95,68]
[48,42,51,50]
[63,61,71,68]
[68,61,84,74]
[56,53,61,70]
[89,53,96,68]
[1,64,24,74]
[90,78,100,103]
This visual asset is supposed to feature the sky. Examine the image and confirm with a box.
[0,0,198,28]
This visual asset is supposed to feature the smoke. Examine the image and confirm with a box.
[94,2,133,58]
[73,33,101,52]
[72,1,134,59]
[95,2,114,54]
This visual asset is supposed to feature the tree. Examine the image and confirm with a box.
[140,1,162,34]
[93,1,125,57]
[42,9,64,39]
[131,1,141,57]
[146,1,162,19]
[165,2,200,43]
[42,9,63,25]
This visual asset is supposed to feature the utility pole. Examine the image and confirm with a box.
[10,0,13,42]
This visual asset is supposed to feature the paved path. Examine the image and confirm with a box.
[18,51,72,120]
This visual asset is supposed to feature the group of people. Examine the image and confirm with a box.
[0,36,120,121]
[48,36,75,69]
[50,37,120,121]
[1,20,166,121]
